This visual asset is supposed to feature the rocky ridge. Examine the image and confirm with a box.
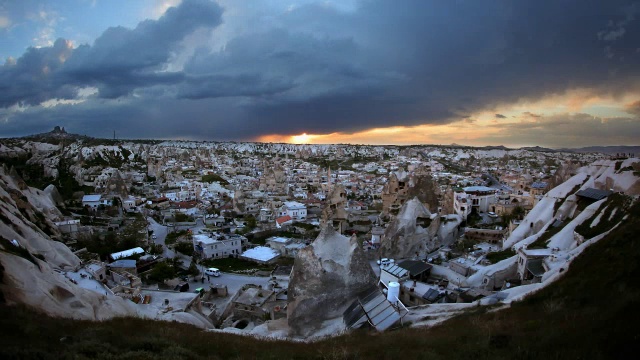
[287,224,376,337]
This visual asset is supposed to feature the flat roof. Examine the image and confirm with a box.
[463,186,496,193]
[82,194,102,202]
[343,285,400,331]
[194,234,216,245]
[397,260,432,276]
[576,188,613,201]
[268,237,291,243]
[110,247,144,260]
[108,259,137,268]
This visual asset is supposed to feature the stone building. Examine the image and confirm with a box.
[259,162,287,194]
[320,184,349,234]
[381,167,440,215]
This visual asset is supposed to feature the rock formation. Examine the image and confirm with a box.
[379,197,441,259]
[0,166,138,318]
[549,161,582,189]
[0,166,212,327]
[287,224,376,337]
[320,184,348,233]
[381,168,440,215]
[44,184,64,206]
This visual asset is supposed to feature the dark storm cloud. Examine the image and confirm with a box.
[180,28,401,101]
[231,0,640,136]
[62,0,223,98]
[2,0,640,141]
[0,38,76,107]
[0,0,222,105]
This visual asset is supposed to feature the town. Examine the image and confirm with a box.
[2,128,636,338]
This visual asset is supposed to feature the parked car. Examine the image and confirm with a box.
[488,212,498,218]
[205,268,220,277]
[174,282,189,292]
[377,258,395,267]
[152,235,157,239]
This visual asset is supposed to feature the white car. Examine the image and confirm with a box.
[205,268,220,277]
[488,212,498,218]
[152,235,157,239]
[377,258,395,267]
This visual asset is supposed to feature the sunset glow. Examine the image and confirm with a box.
[257,92,640,147]
[291,133,312,144]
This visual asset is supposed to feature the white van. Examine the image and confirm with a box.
[377,258,395,267]
[205,268,220,277]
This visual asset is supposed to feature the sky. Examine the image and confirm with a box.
[1,0,640,148]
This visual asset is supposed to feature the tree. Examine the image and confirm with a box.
[245,215,257,230]
[512,205,526,219]
[175,213,193,222]
[174,242,194,257]
[148,243,163,255]
[187,262,200,278]
[148,262,176,283]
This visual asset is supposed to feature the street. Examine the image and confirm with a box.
[146,216,272,295]
[147,216,175,259]
[179,271,272,295]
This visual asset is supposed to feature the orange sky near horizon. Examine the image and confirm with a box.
[256,91,640,147]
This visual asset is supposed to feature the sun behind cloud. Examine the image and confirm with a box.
[291,132,311,144]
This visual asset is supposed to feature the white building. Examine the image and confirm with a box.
[110,247,145,261]
[54,219,80,234]
[82,194,110,208]
[240,246,280,264]
[279,201,307,220]
[123,196,137,212]
[453,192,471,219]
[193,233,243,259]
[453,186,497,218]
[266,236,292,254]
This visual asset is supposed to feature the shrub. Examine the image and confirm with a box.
[174,242,194,257]
[147,262,176,283]
[485,248,515,263]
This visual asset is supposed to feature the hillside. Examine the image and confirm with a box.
[1,200,639,359]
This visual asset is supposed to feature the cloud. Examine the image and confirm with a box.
[0,15,11,28]
[63,0,223,98]
[482,113,640,147]
[0,0,222,106]
[0,38,76,107]
[523,111,542,118]
[597,3,639,41]
[2,0,640,145]
[626,99,640,115]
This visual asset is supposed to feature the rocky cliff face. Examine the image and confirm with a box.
[406,173,441,213]
[287,225,375,337]
[0,166,138,320]
[379,197,441,259]
[549,161,582,190]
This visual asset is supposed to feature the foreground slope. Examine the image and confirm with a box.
[2,201,639,359]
